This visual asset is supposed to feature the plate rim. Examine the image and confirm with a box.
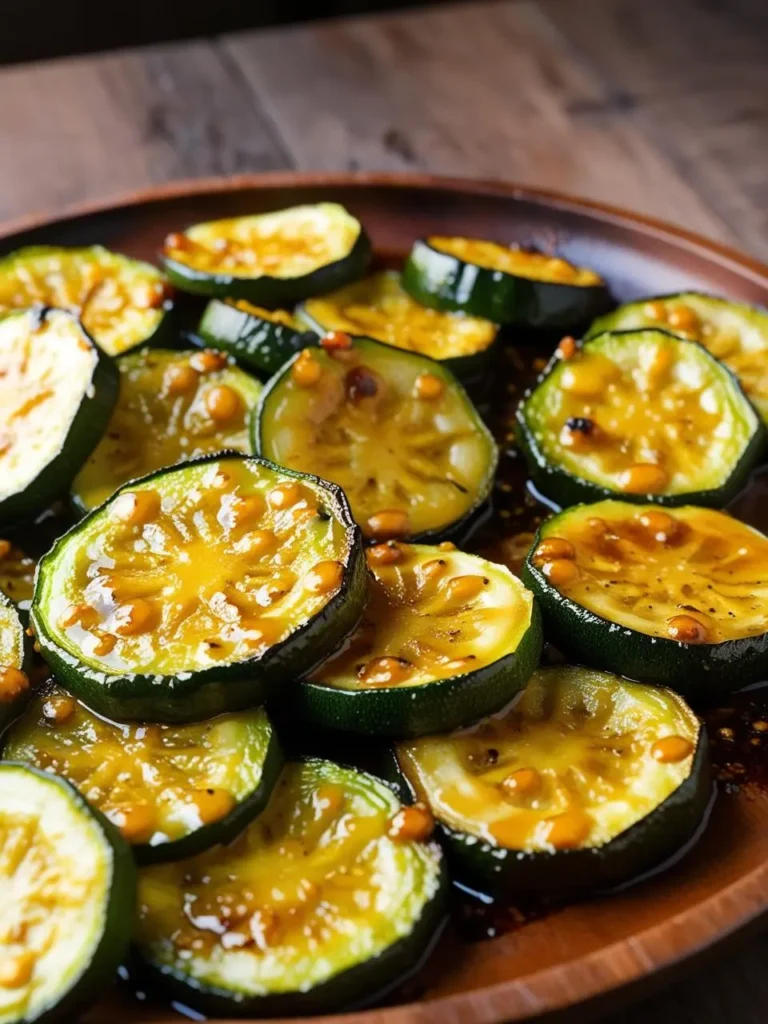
[4,170,768,1024]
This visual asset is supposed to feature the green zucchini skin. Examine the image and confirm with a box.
[0,309,119,527]
[515,331,766,510]
[295,602,543,739]
[195,298,317,377]
[30,453,368,724]
[402,239,611,329]
[0,763,137,1024]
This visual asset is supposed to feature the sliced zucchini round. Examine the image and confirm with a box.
[255,336,497,543]
[0,308,118,526]
[301,543,542,737]
[296,270,499,388]
[396,665,709,895]
[586,292,768,425]
[162,203,371,305]
[71,347,262,513]
[4,682,283,864]
[523,499,768,698]
[31,453,366,723]
[0,541,35,615]
[0,245,171,357]
[196,299,315,378]
[135,758,445,1017]
[0,762,136,1023]
[402,237,609,328]
[0,593,29,739]
[516,328,763,509]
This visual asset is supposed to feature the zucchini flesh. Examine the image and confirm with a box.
[4,684,282,864]
[0,245,170,356]
[517,328,763,508]
[256,336,497,542]
[162,203,371,304]
[586,292,768,424]
[523,500,768,695]
[0,593,28,737]
[135,758,445,1016]
[0,763,136,1024]
[196,299,313,377]
[302,543,541,736]
[71,348,262,512]
[0,308,118,525]
[427,238,603,287]
[297,270,498,373]
[397,665,707,893]
[32,453,366,722]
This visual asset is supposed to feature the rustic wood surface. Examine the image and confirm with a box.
[1,2,767,1021]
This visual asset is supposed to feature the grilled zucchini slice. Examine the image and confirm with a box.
[0,308,118,526]
[586,292,768,425]
[162,203,371,305]
[4,682,283,864]
[135,758,445,1017]
[0,763,136,1024]
[516,329,763,509]
[302,543,541,737]
[523,499,768,698]
[71,348,262,513]
[196,300,314,378]
[403,237,609,328]
[396,666,709,895]
[0,245,171,357]
[296,271,498,387]
[255,336,497,542]
[32,453,366,723]
[0,594,29,739]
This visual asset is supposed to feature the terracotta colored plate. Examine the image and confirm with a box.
[4,172,768,1024]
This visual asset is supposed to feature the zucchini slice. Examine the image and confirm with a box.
[586,292,768,425]
[196,299,314,378]
[0,763,136,1024]
[402,237,609,328]
[523,499,768,697]
[396,665,709,895]
[4,682,283,864]
[135,758,445,1017]
[0,308,118,526]
[255,336,497,542]
[301,543,542,737]
[71,348,262,513]
[0,245,171,357]
[162,203,371,305]
[0,594,29,738]
[516,328,763,509]
[0,542,35,615]
[296,271,499,387]
[31,453,366,723]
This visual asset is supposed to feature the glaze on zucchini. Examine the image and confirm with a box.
[517,329,763,508]
[71,348,262,512]
[0,763,136,1023]
[302,543,541,737]
[0,593,29,739]
[162,203,371,305]
[524,500,768,698]
[4,683,283,864]
[296,271,498,387]
[403,237,609,328]
[396,666,709,895]
[255,336,497,542]
[0,308,118,525]
[135,759,445,1017]
[588,293,768,425]
[0,541,35,615]
[32,453,366,722]
[196,300,314,377]
[0,245,171,356]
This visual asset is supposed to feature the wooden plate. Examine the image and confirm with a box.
[4,172,768,1024]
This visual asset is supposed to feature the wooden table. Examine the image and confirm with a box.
[2,1,767,1020]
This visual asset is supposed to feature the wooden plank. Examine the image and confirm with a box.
[540,0,768,261]
[0,41,292,224]
[222,0,732,246]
